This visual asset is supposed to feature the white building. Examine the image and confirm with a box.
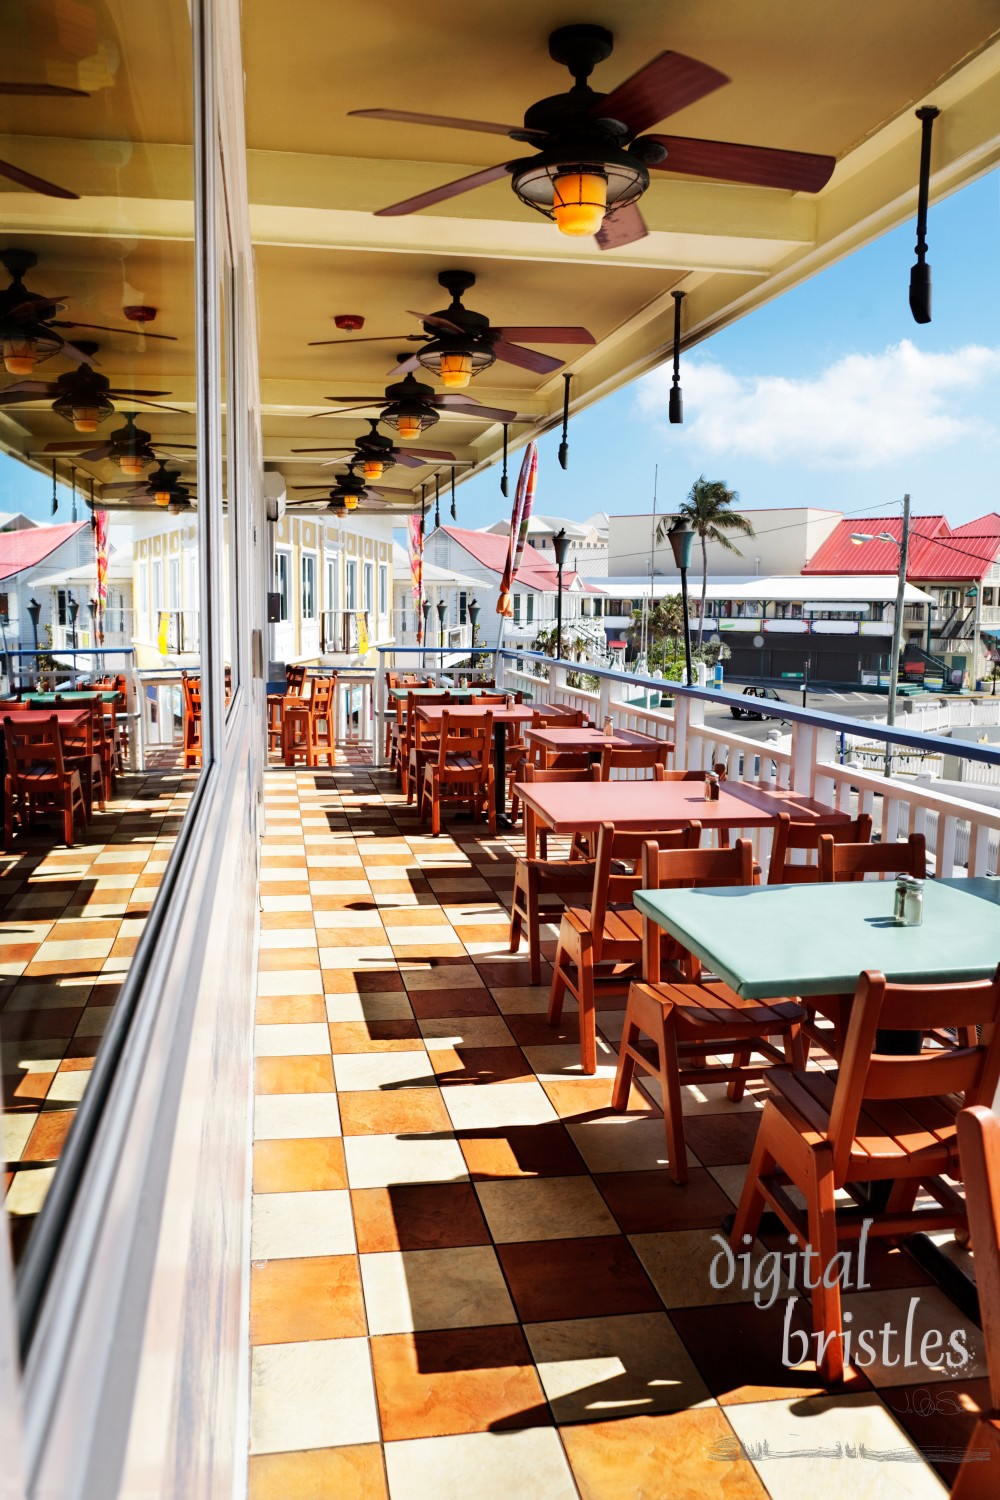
[607,507,842,580]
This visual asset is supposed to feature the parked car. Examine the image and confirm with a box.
[730,685,785,720]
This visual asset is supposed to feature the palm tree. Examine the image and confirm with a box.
[657,477,755,648]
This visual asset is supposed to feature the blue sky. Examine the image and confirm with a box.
[4,168,998,531]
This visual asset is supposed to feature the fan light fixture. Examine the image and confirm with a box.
[154,486,172,506]
[344,493,359,510]
[510,152,646,239]
[2,333,37,375]
[117,453,148,477]
[437,352,474,389]
[552,170,608,236]
[53,389,114,433]
[362,460,385,481]
[394,413,422,440]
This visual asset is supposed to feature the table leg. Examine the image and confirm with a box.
[494,722,510,828]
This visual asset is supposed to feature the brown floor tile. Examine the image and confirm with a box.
[261,911,318,930]
[432,1045,534,1087]
[253,1137,346,1192]
[884,1376,992,1484]
[596,1167,736,1234]
[255,994,327,1024]
[250,1254,366,1343]
[328,1020,423,1053]
[497,1235,662,1323]
[24,1108,75,1160]
[338,1088,452,1137]
[257,947,320,971]
[371,1325,549,1441]
[541,1079,656,1121]
[671,1301,869,1404]
[475,960,545,987]
[352,1183,490,1253]
[248,1445,387,1500]
[503,1012,580,1048]
[561,1408,769,1500]
[323,967,402,995]
[0,1006,84,1041]
[682,1111,766,1167]
[253,1055,334,1095]
[457,1122,587,1180]
[407,989,499,1019]
[258,881,311,897]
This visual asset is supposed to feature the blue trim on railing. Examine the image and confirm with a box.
[8,646,135,658]
[498,649,1000,770]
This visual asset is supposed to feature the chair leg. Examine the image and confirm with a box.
[548,937,571,1024]
[807,1146,844,1384]
[611,1013,641,1111]
[63,792,75,847]
[658,1009,689,1183]
[727,1048,751,1103]
[525,877,541,986]
[578,943,597,1074]
[730,1112,778,1249]
[430,780,441,837]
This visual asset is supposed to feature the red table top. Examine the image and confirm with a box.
[415,704,534,726]
[2,708,90,729]
[514,777,848,833]
[525,726,667,753]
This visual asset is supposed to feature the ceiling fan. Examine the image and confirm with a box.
[309,363,533,442]
[291,417,467,478]
[0,341,181,430]
[287,472,412,513]
[39,412,195,475]
[99,458,195,510]
[0,248,177,377]
[0,80,89,198]
[350,23,835,250]
[310,269,595,384]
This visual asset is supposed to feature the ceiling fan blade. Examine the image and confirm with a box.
[493,338,563,374]
[388,354,422,377]
[308,405,381,419]
[123,398,186,415]
[497,326,595,344]
[308,333,415,347]
[0,82,90,97]
[648,135,836,192]
[42,439,111,452]
[105,387,174,398]
[375,162,510,217]
[349,107,518,138]
[593,51,728,135]
[370,485,418,497]
[0,391,53,405]
[408,309,464,335]
[437,399,525,423]
[291,446,355,455]
[0,379,56,394]
[51,320,178,341]
[596,200,649,251]
[393,453,425,468]
[396,447,456,460]
[0,156,79,199]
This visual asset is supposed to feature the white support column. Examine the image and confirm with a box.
[373,656,386,769]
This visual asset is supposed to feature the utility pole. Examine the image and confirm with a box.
[884,492,911,778]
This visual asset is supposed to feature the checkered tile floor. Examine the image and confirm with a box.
[1,769,195,1261]
[250,764,987,1499]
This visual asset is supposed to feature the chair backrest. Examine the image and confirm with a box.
[957,1105,1000,1412]
[55,702,95,755]
[599,743,671,779]
[588,820,702,961]
[768,812,873,885]
[436,710,493,774]
[655,765,726,783]
[640,837,757,979]
[388,671,432,689]
[181,673,202,715]
[532,706,586,729]
[3,714,68,782]
[470,692,508,705]
[405,692,451,746]
[285,664,308,696]
[828,967,1000,1184]
[818,831,926,883]
[310,677,334,715]
[520,763,601,787]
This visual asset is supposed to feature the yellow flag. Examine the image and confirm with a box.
[356,612,370,655]
[157,610,169,656]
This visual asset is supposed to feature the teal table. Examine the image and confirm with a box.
[24,691,120,706]
[388,686,476,700]
[634,876,1000,999]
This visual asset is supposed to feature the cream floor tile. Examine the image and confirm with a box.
[250,1189,355,1259]
[630,1227,787,1310]
[253,1023,331,1057]
[0,961,29,977]
[260,895,314,913]
[33,937,115,962]
[838,1284,986,1387]
[360,1244,516,1334]
[307,854,364,869]
[343,1132,469,1189]
[476,1175,619,1243]
[308,880,371,896]
[253,1092,341,1140]
[326,992,414,1022]
[333,1051,434,1092]
[250,1338,379,1455]
[5,1165,56,1214]
[0,922,54,943]
[2,1112,34,1162]
[525,1311,712,1423]
[723,1392,946,1498]
[567,1116,688,1175]
[709,1163,750,1207]
[443,1080,559,1130]
[384,1428,578,1500]
[46,1069,91,1103]
[257,929,318,951]
[445,905,511,925]
[418,1016,515,1050]
[256,972,324,998]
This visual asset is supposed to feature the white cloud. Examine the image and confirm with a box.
[635,339,1000,468]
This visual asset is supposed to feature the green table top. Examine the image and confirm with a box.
[634,876,1000,998]
[388,686,476,700]
[24,690,120,705]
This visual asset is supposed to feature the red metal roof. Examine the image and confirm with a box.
[441,526,564,590]
[0,522,88,582]
[953,512,1000,538]
[802,515,997,581]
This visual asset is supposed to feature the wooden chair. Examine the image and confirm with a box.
[732,966,1000,1384]
[419,709,495,836]
[768,812,872,884]
[282,701,311,767]
[267,665,309,754]
[59,705,105,819]
[403,693,450,801]
[598,742,673,779]
[3,715,87,849]
[181,673,202,768]
[612,838,808,1182]
[307,676,335,768]
[470,691,510,706]
[549,820,703,1074]
[385,675,431,761]
[953,1106,1000,1498]
[509,765,602,984]
[817,830,926,883]
[532,706,587,729]
[286,663,308,696]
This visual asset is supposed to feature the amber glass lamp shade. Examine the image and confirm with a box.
[438,352,473,389]
[395,414,422,441]
[118,454,146,477]
[71,404,101,433]
[2,334,38,376]
[344,493,359,510]
[362,460,384,481]
[552,171,608,237]
[154,488,172,506]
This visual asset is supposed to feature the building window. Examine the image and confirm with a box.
[363,562,374,614]
[325,557,338,615]
[459,590,467,625]
[345,559,358,611]
[301,554,316,620]
[378,563,388,617]
[513,593,521,623]
[526,594,534,624]
[152,560,164,616]
[275,551,290,622]
[57,589,67,626]
[169,557,181,610]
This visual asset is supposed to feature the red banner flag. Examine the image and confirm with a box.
[496,441,537,618]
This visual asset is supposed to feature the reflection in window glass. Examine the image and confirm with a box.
[275,552,290,621]
[302,555,316,620]
[363,562,374,616]
[345,559,357,611]
[0,0,200,1266]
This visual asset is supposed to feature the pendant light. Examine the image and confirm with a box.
[362,459,385,482]
[450,467,457,521]
[669,290,686,424]
[909,105,940,325]
[50,458,58,515]
[395,412,422,440]
[2,332,38,376]
[500,424,509,498]
[344,493,359,510]
[511,154,647,240]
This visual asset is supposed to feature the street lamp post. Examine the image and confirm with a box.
[967,584,983,690]
[551,528,571,663]
[68,593,79,650]
[851,492,911,778]
[666,516,695,686]
[436,596,446,650]
[27,596,41,686]
[468,597,480,669]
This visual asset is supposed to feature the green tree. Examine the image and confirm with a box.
[625,594,684,658]
[657,477,755,649]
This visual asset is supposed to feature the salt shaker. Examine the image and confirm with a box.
[893,874,924,926]
[704,772,720,802]
[505,692,514,711]
[603,715,613,738]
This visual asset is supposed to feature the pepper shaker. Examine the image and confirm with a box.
[893,874,924,926]
[603,715,614,738]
